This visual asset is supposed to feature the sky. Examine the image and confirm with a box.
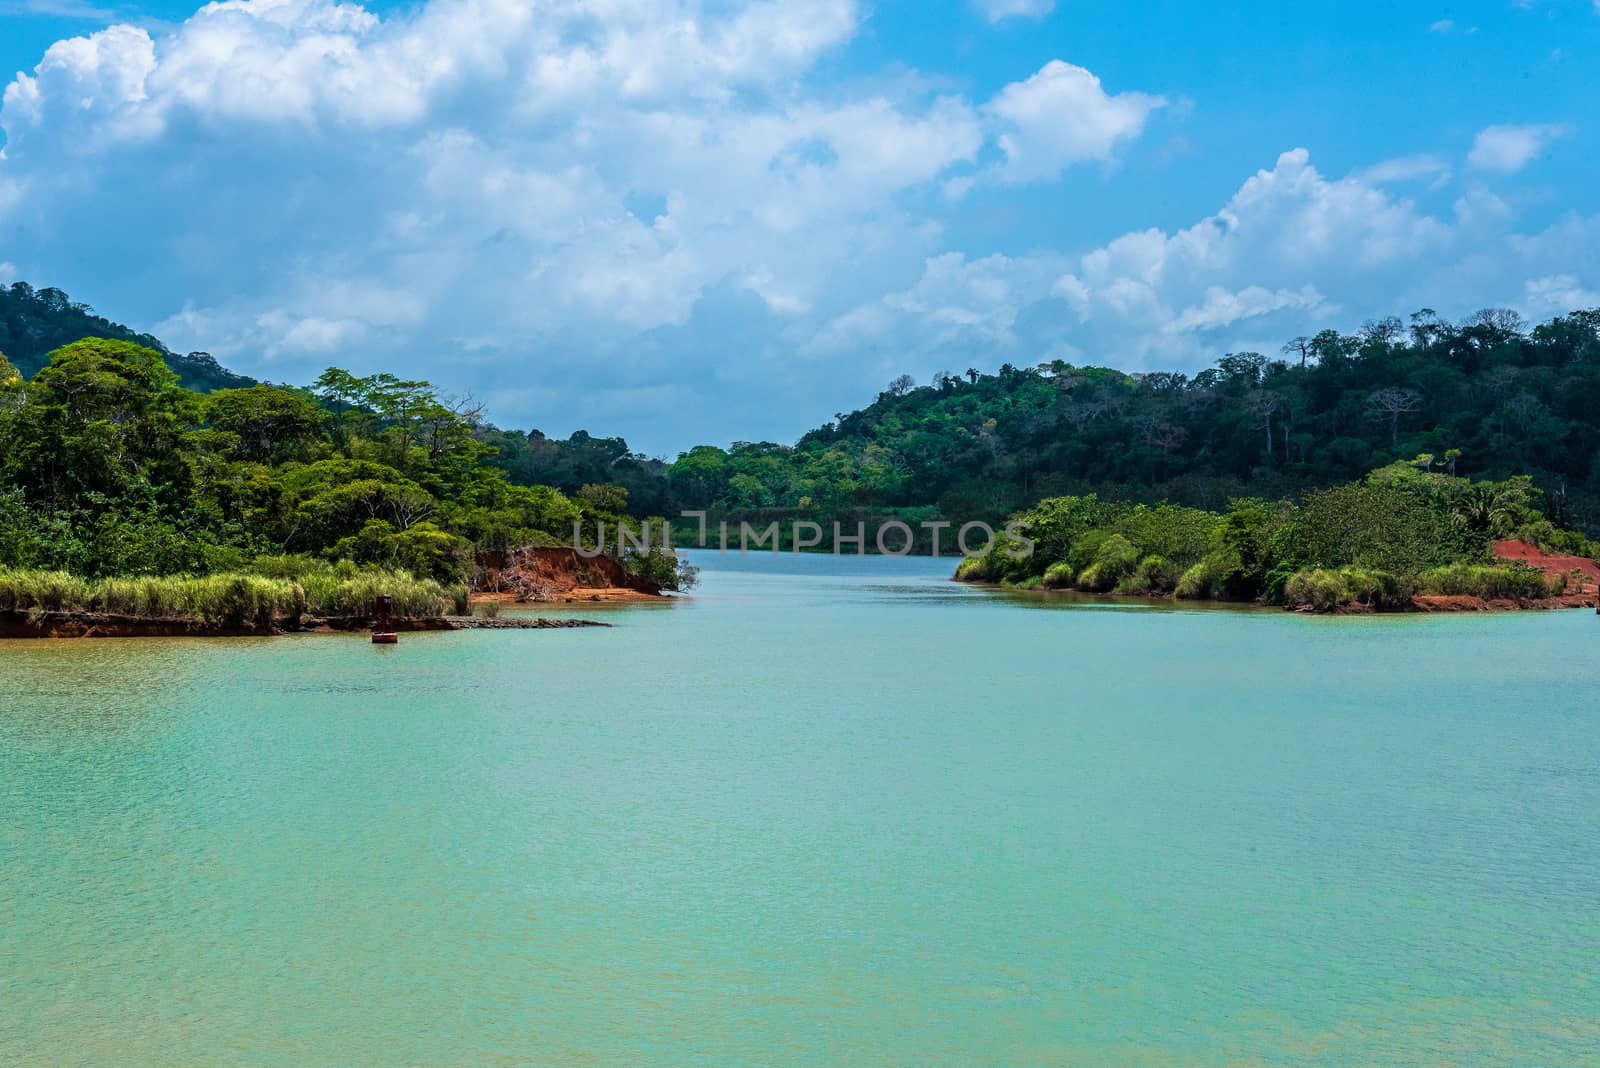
[1,0,1597,457]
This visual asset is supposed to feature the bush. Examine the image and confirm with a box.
[1076,534,1139,592]
[1120,554,1179,595]
[1417,562,1556,601]
[1175,553,1236,600]
[955,555,998,582]
[1041,561,1075,589]
[1281,567,1415,612]
[1282,569,1349,612]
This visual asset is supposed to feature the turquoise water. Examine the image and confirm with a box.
[2,551,1598,1065]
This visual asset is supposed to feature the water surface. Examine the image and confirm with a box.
[3,552,1597,1065]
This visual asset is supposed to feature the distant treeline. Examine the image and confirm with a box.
[487,305,1600,537]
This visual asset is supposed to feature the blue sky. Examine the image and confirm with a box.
[1,0,1597,455]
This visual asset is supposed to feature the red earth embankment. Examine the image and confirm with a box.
[473,546,664,604]
[1410,539,1599,612]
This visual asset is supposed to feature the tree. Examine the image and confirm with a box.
[885,374,916,398]
[1366,387,1423,446]
[1282,336,1311,369]
[1217,351,1268,386]
[1250,392,1283,459]
[206,385,326,463]
[578,483,630,515]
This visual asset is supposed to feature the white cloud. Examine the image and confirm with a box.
[1,0,1591,452]
[1468,123,1571,173]
[0,261,16,284]
[1523,274,1600,313]
[973,0,1055,22]
[1429,19,1455,32]
[1359,154,1451,187]
[985,60,1166,182]
[815,148,1600,377]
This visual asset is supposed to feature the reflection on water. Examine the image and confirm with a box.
[2,551,1598,1065]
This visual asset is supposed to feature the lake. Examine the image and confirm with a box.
[2,550,1597,1065]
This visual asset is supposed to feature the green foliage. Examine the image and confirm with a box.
[1416,562,1557,601]
[1076,534,1139,591]
[1289,479,1477,573]
[0,566,459,624]
[1041,561,1075,588]
[1175,555,1230,600]
[969,456,1591,609]
[1281,568,1414,613]
[0,282,255,389]
[1122,554,1180,594]
[600,304,1600,540]
[0,331,601,594]
[622,547,700,592]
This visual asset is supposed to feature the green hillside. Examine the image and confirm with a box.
[0,282,255,393]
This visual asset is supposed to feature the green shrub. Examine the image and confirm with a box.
[1417,562,1556,601]
[1175,553,1236,600]
[299,568,457,619]
[955,555,998,582]
[1282,569,1349,612]
[1120,554,1179,595]
[1041,562,1075,589]
[0,566,460,624]
[1077,534,1139,592]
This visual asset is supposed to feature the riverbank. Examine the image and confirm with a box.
[960,538,1600,614]
[472,546,667,602]
[0,610,609,639]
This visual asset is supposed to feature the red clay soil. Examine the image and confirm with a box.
[473,546,665,604]
[1410,540,1600,612]
[1492,539,1600,585]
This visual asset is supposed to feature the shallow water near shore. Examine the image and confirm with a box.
[3,550,1598,1065]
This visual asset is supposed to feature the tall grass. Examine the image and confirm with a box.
[1416,563,1556,601]
[298,568,458,619]
[1281,568,1415,612]
[0,567,463,625]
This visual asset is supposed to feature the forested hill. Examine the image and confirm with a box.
[0,282,255,392]
[483,305,1600,535]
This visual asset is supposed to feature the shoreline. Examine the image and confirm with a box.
[963,580,1598,615]
[0,611,610,640]
[960,538,1600,615]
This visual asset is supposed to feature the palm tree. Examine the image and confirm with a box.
[1452,484,1513,537]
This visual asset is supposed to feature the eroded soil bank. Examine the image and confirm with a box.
[472,546,667,604]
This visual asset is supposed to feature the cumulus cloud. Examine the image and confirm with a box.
[985,61,1166,182]
[1523,274,1600,314]
[0,0,1592,452]
[818,149,1598,378]
[973,0,1055,21]
[1468,123,1571,173]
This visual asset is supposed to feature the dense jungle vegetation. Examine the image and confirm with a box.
[956,459,1599,611]
[487,305,1600,538]
[2,280,1597,617]
[0,327,686,608]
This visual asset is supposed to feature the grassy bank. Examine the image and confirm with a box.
[0,565,464,627]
